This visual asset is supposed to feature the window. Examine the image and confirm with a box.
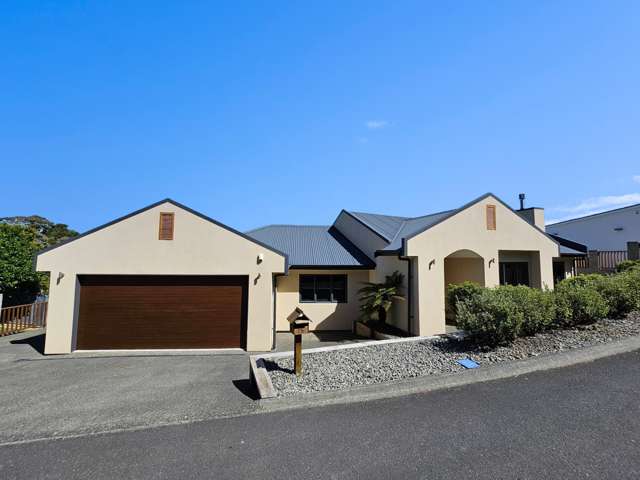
[158,212,174,240]
[499,262,529,286]
[299,275,347,303]
[486,205,496,230]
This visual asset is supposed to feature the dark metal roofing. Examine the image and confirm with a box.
[347,209,456,250]
[549,234,588,256]
[345,212,409,241]
[246,225,375,268]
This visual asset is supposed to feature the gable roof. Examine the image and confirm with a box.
[546,202,640,227]
[246,225,374,269]
[348,193,559,255]
[36,199,289,268]
[348,209,457,251]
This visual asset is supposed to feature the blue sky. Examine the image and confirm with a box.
[2,1,639,232]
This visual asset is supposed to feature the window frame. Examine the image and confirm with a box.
[299,274,348,304]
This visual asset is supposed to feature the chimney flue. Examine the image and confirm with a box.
[518,193,526,210]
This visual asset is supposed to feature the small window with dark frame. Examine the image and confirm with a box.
[158,212,174,240]
[486,204,496,230]
[299,274,347,303]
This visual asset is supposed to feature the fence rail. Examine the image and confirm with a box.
[0,301,48,337]
[575,250,628,273]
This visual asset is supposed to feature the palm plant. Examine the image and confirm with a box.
[358,271,405,324]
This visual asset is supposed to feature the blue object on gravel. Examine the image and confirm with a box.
[457,358,479,369]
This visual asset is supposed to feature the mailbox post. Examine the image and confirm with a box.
[287,307,311,376]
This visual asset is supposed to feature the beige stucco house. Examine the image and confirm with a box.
[37,193,571,354]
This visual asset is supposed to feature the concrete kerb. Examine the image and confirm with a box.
[252,335,640,406]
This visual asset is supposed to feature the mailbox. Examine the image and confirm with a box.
[286,307,312,376]
[287,307,311,335]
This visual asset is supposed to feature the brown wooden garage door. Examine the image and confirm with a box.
[76,275,248,350]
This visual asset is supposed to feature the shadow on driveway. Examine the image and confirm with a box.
[10,333,46,355]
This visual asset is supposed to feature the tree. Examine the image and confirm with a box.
[0,215,78,247]
[358,271,405,324]
[0,216,78,306]
[0,224,42,306]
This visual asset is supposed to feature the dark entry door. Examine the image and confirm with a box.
[499,262,530,286]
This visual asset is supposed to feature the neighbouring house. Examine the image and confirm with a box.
[547,202,640,251]
[36,193,571,354]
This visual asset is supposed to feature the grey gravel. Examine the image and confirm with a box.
[266,312,640,396]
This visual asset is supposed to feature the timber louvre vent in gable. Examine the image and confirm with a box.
[159,212,175,240]
[486,205,496,230]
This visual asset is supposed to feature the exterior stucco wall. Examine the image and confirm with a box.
[444,257,485,287]
[275,269,371,331]
[332,212,387,261]
[547,205,640,250]
[36,202,286,353]
[373,255,410,331]
[406,196,559,336]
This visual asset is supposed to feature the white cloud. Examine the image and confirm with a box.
[546,192,640,224]
[633,175,640,184]
[356,136,369,144]
[365,120,388,129]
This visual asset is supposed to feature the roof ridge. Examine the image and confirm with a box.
[246,224,330,233]
[388,219,408,244]
[347,210,409,220]
[408,208,456,220]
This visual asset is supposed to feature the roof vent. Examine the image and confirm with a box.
[518,193,526,210]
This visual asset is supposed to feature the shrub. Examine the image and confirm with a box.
[506,285,556,336]
[447,281,483,319]
[557,273,634,319]
[616,259,640,273]
[616,268,640,312]
[554,279,609,327]
[456,288,524,346]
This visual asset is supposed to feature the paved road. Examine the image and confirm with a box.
[2,350,639,479]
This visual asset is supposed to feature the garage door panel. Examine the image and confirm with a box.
[76,275,247,350]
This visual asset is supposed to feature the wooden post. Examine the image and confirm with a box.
[294,333,302,376]
[588,250,599,273]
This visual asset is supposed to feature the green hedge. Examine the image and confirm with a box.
[454,285,555,346]
[616,259,640,273]
[448,268,640,346]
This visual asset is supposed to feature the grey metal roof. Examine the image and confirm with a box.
[246,225,375,268]
[346,211,409,241]
[347,209,456,250]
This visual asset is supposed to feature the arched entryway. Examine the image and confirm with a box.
[444,249,485,325]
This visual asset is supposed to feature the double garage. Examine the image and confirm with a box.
[35,199,288,354]
[76,275,248,350]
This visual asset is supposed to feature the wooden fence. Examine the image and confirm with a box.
[575,250,628,273]
[0,301,48,337]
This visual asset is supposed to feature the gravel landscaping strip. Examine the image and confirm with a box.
[265,313,640,396]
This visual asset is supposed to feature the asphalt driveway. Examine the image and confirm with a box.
[0,330,258,443]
